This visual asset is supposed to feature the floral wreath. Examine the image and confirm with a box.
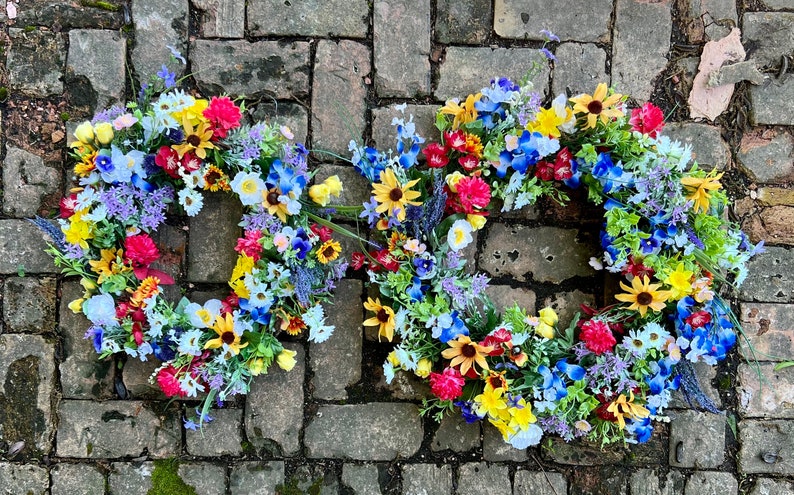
[347,55,761,447]
[35,54,350,422]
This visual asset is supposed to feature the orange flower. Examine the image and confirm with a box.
[441,335,492,376]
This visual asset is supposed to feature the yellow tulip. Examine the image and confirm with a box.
[323,175,343,197]
[415,358,432,378]
[94,122,114,145]
[74,121,94,144]
[309,184,331,206]
[68,298,84,314]
[467,214,487,231]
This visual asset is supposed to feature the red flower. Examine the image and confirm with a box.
[483,328,512,356]
[623,255,655,280]
[181,152,202,173]
[234,229,263,261]
[458,154,479,171]
[429,366,465,401]
[685,310,712,329]
[203,96,242,139]
[445,130,467,152]
[535,160,555,181]
[222,291,239,315]
[423,142,450,168]
[374,249,400,272]
[579,319,616,355]
[124,234,160,281]
[630,102,665,138]
[350,252,367,271]
[454,176,491,213]
[553,148,574,181]
[156,365,187,398]
[60,194,79,218]
[155,146,181,178]
[310,223,334,243]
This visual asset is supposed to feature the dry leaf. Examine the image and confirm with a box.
[688,28,745,121]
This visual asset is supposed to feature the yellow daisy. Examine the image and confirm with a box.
[614,275,670,317]
[363,297,396,342]
[371,169,422,221]
[570,83,624,129]
[204,313,248,356]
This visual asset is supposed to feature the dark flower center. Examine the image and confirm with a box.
[221,331,236,345]
[587,100,603,115]
[377,308,389,323]
[205,170,221,185]
[266,191,280,205]
[187,134,202,147]
[322,245,336,258]
[461,343,477,358]
[389,187,403,201]
[636,291,653,306]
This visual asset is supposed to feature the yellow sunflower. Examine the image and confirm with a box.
[371,169,422,221]
[363,297,396,342]
[441,335,493,376]
[316,240,342,264]
[570,83,624,129]
[614,275,670,317]
[204,313,248,356]
[172,114,215,159]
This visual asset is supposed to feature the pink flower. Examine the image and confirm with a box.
[429,366,465,401]
[156,365,187,397]
[154,146,181,178]
[454,176,491,214]
[685,310,712,329]
[124,234,160,271]
[234,229,264,261]
[203,96,242,139]
[458,154,479,171]
[630,102,665,138]
[579,319,616,355]
[422,142,450,168]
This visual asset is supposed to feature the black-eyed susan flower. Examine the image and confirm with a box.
[371,169,422,222]
[363,297,396,342]
[570,83,624,129]
[172,115,215,159]
[204,313,248,356]
[316,240,342,264]
[614,275,670,317]
[441,335,492,376]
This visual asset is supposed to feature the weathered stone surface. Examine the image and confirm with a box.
[8,28,65,96]
[248,101,309,145]
[739,247,794,303]
[14,0,125,29]
[740,302,794,361]
[372,104,439,151]
[0,463,49,495]
[738,363,794,418]
[436,47,550,101]
[0,220,60,274]
[374,0,431,97]
[248,0,367,37]
[58,280,114,399]
[191,40,310,98]
[762,0,794,9]
[109,462,153,493]
[341,464,383,494]
[542,437,625,465]
[629,468,686,495]
[57,400,180,458]
[187,192,242,283]
[177,463,227,495]
[312,165,372,208]
[709,61,765,86]
[737,128,794,183]
[149,224,186,303]
[186,407,243,456]
[480,225,595,283]
[750,79,794,126]
[494,0,612,42]
[668,410,725,468]
[749,478,794,495]
[684,0,738,42]
[739,419,794,474]
[742,13,794,68]
[131,0,188,81]
[401,464,452,495]
[612,0,672,101]
[3,277,56,334]
[0,334,56,457]
[485,284,536,314]
[542,290,596,330]
[743,205,794,246]
[120,350,166,400]
[305,403,423,460]
[431,414,480,452]
[245,343,304,456]
[552,43,609,97]
[684,471,737,495]
[2,147,61,217]
[483,425,527,461]
[312,40,371,155]
[755,187,794,207]
[66,29,126,111]
[457,463,511,495]
[51,463,106,495]
[514,470,568,495]
[192,0,245,38]
[229,462,285,495]
[436,0,492,44]
[663,122,730,170]
[312,280,363,400]
[376,367,432,400]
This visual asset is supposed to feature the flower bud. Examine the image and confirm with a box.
[323,175,343,197]
[74,121,94,144]
[415,358,432,378]
[94,122,114,145]
[276,348,297,371]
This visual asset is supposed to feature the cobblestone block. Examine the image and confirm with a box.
[374,0,431,97]
[431,414,480,452]
[668,410,725,468]
[312,40,371,156]
[740,302,794,361]
[740,247,794,303]
[738,363,794,418]
[187,192,242,283]
[248,0,367,37]
[57,400,180,458]
[372,104,439,151]
[150,224,186,303]
[305,403,423,460]
[683,0,738,41]
[0,220,60,274]
[743,206,794,246]
[457,463,511,495]
[755,187,794,207]
[436,0,492,44]
[376,367,432,400]
[483,425,527,461]
[186,407,242,456]
[401,464,452,495]
[3,277,56,334]
[739,419,794,474]
[192,0,244,38]
[8,28,65,97]
[494,0,612,42]
[480,225,595,283]
[742,13,794,69]
[0,334,56,457]
[750,79,794,126]
[245,343,304,456]
[542,290,596,330]
[0,463,49,495]
[15,0,125,29]
[51,463,106,495]
[177,463,227,495]
[229,462,284,495]
[629,468,686,495]
[312,280,363,400]
[248,101,309,145]
[289,463,340,495]
[514,470,568,495]
[131,0,188,81]
[749,478,794,495]
[552,43,609,97]
[312,165,372,208]
[484,284,537,314]
[542,437,624,465]
[341,464,383,494]
[663,122,731,169]
[109,462,153,493]
[191,40,310,99]
[684,471,737,495]
[435,47,550,101]
[612,0,672,102]
[66,29,126,111]
[2,146,61,217]
[762,0,794,9]
[737,128,794,183]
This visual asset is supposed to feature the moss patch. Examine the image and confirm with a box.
[148,460,197,495]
